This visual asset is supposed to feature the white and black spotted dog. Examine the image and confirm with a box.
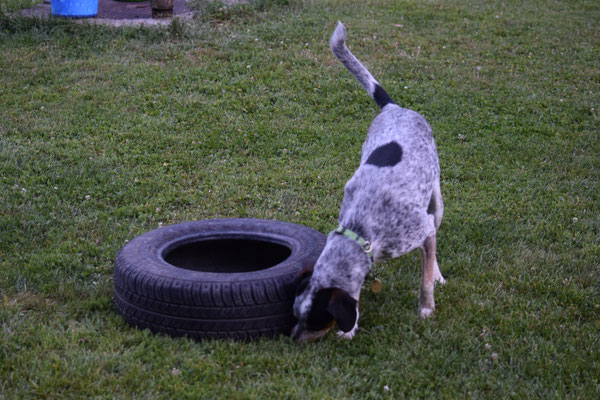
[291,22,446,341]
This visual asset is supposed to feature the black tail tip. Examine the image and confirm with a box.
[373,84,395,109]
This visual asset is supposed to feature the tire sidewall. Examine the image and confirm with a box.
[115,218,324,288]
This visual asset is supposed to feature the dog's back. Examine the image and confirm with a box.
[341,107,440,258]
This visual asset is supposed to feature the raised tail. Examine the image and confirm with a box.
[330,21,396,109]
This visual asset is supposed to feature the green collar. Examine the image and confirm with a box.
[333,225,374,263]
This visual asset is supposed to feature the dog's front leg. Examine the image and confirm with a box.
[418,234,440,318]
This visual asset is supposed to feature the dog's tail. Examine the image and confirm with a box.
[330,21,396,109]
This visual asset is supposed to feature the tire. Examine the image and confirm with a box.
[114,219,325,340]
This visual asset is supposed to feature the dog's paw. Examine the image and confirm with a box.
[336,327,358,340]
[433,261,446,285]
[419,307,434,319]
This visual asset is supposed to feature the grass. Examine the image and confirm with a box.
[0,0,41,14]
[1,0,599,397]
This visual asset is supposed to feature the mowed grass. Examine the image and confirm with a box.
[1,0,599,397]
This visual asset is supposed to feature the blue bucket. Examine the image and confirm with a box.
[51,0,99,18]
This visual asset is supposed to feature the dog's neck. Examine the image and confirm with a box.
[333,225,373,263]
[311,233,372,299]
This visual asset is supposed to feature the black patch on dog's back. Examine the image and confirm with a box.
[366,142,403,167]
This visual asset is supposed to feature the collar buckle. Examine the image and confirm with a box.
[362,241,372,253]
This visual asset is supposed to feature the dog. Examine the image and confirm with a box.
[291,21,446,341]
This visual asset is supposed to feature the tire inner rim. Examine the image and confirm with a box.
[162,236,292,273]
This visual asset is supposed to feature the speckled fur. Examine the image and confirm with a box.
[343,107,440,258]
[292,22,445,341]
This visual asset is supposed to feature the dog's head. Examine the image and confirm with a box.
[291,264,358,341]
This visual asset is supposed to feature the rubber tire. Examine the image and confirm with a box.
[114,219,325,340]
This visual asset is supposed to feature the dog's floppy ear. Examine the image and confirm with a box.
[292,262,314,296]
[326,289,357,332]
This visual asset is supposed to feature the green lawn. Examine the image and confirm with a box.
[1,0,599,398]
[0,0,40,13]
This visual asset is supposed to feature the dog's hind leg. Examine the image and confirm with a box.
[418,233,440,318]
[428,180,443,231]
[427,186,446,286]
[432,259,446,286]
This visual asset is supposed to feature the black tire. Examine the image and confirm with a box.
[114,219,325,340]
